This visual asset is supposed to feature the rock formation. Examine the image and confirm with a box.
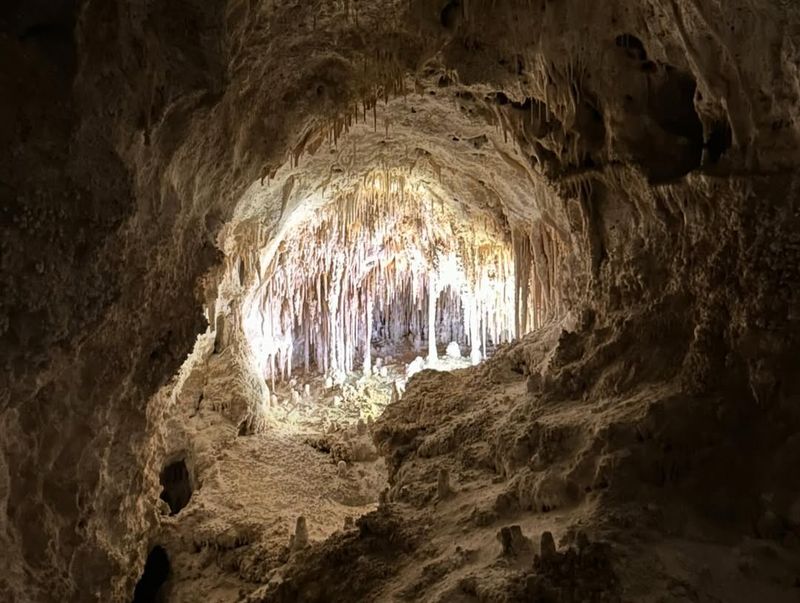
[1,0,800,601]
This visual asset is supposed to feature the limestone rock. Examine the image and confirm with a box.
[497,525,532,556]
[446,342,462,359]
[539,531,557,561]
[290,517,309,553]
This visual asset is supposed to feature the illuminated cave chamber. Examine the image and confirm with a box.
[239,169,564,390]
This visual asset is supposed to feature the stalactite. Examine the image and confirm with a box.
[241,169,531,383]
[469,292,482,365]
[512,228,532,337]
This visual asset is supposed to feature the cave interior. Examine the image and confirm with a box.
[2,0,800,602]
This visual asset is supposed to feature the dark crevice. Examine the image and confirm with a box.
[440,1,461,30]
[650,70,702,141]
[438,73,455,87]
[132,546,170,603]
[615,34,648,61]
[238,258,245,286]
[514,54,525,75]
[641,60,658,74]
[643,66,704,183]
[159,459,193,515]
[510,97,533,112]
[574,95,606,153]
[705,118,733,164]
[491,91,510,106]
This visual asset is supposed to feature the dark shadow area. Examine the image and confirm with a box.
[159,459,192,515]
[440,0,462,30]
[1,0,77,74]
[132,546,170,603]
[615,33,648,61]
[706,117,733,165]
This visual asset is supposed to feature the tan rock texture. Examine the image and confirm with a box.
[1,0,800,601]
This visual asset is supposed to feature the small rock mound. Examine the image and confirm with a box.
[446,341,462,359]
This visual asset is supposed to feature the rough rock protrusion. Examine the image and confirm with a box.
[497,525,532,557]
[289,516,309,553]
[437,468,453,500]
[446,341,462,359]
[539,531,557,561]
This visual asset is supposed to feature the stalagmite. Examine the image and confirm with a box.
[498,526,532,557]
[427,271,438,364]
[539,531,557,561]
[437,468,453,499]
[290,517,309,552]
[446,341,461,359]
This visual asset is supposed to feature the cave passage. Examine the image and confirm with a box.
[132,546,170,603]
[5,0,800,601]
[239,169,544,391]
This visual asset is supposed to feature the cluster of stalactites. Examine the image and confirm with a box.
[282,52,409,175]
[512,222,565,335]
[241,171,519,384]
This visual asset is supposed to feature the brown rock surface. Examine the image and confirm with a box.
[1,0,800,601]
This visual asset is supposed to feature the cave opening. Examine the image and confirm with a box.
[121,41,585,590]
[211,149,570,436]
[8,2,800,600]
[158,459,192,516]
[132,546,170,603]
[0,0,800,603]
[144,132,568,594]
[240,171,525,398]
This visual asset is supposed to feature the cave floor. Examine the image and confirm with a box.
[156,352,471,602]
[151,339,800,602]
[158,425,385,602]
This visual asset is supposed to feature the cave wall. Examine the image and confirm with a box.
[1,0,799,600]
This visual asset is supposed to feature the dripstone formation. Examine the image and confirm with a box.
[2,1,800,601]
